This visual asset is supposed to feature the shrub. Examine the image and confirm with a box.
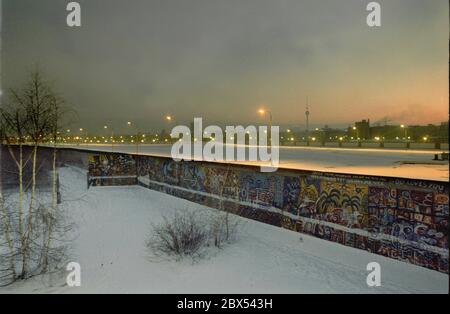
[147,209,241,260]
[147,210,209,259]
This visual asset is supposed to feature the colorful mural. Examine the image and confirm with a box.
[204,166,240,199]
[88,153,137,186]
[87,152,449,273]
[239,172,284,210]
[89,154,136,176]
[314,180,369,228]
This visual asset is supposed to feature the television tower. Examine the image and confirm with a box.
[305,97,310,137]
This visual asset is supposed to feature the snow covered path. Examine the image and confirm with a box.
[1,167,448,294]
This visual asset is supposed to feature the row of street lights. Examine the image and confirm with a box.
[63,110,420,152]
[66,109,271,150]
[102,121,142,153]
[100,117,175,153]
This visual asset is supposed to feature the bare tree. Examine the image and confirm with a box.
[0,68,73,285]
[0,102,30,280]
[40,92,68,272]
[213,165,241,247]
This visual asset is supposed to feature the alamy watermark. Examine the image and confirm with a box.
[366,262,381,287]
[366,2,381,27]
[66,2,81,27]
[65,2,381,28]
[170,118,279,172]
[66,262,81,287]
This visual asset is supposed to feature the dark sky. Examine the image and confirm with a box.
[1,0,448,133]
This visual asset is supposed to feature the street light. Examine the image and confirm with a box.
[258,108,272,145]
[400,124,407,139]
[127,121,140,154]
[164,115,176,142]
[352,126,360,140]
[352,125,361,147]
[400,124,410,149]
[78,128,85,146]
[103,125,115,152]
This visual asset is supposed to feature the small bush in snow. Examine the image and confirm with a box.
[147,210,209,259]
[147,209,241,260]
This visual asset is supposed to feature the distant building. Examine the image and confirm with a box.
[345,120,449,142]
[439,121,449,140]
[354,119,370,140]
[370,125,399,140]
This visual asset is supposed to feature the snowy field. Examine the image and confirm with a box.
[57,144,449,181]
[1,166,447,294]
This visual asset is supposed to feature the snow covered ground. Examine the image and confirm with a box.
[1,166,448,294]
[57,144,449,181]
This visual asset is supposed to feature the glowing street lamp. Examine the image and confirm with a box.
[352,126,360,141]
[78,128,85,146]
[258,108,272,145]
[164,115,177,142]
[400,124,408,140]
[127,121,140,154]
[103,125,115,151]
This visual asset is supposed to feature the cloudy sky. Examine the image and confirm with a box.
[1,0,448,132]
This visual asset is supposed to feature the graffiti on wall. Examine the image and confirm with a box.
[88,153,137,186]
[313,181,369,228]
[89,154,136,176]
[180,163,206,192]
[368,187,397,235]
[204,166,240,199]
[239,172,284,209]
